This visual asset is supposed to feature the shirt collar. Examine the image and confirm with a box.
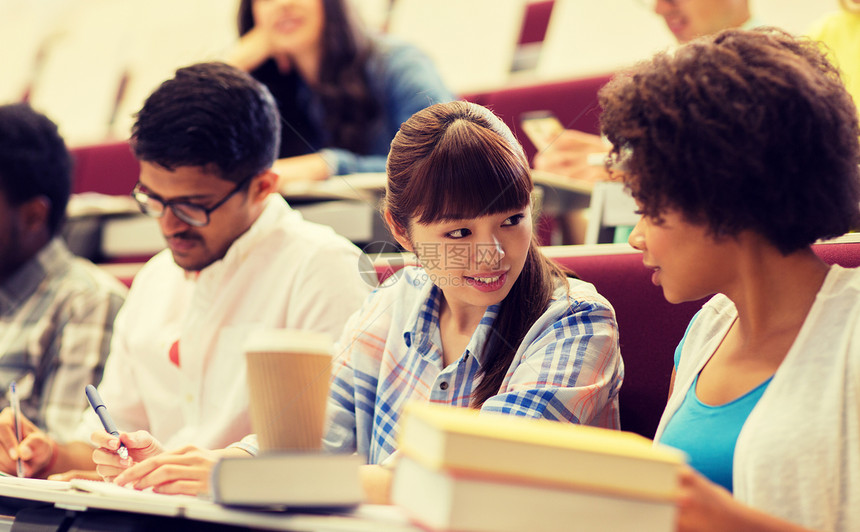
[186,194,288,282]
[402,271,501,367]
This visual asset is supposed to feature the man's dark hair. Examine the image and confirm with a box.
[0,103,71,235]
[130,61,281,183]
[600,28,860,254]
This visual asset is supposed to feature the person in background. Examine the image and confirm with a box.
[534,0,763,244]
[0,104,127,477]
[648,0,757,44]
[94,101,623,502]
[227,0,454,186]
[808,0,860,112]
[601,28,860,530]
[0,62,370,479]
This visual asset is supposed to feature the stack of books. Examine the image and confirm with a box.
[391,403,685,532]
[211,453,364,511]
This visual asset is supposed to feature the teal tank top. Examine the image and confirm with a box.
[660,313,772,493]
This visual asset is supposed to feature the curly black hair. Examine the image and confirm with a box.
[0,103,71,235]
[599,27,860,254]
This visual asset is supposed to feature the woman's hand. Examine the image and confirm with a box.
[226,26,288,73]
[675,466,814,532]
[359,464,394,505]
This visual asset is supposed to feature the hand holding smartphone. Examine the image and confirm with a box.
[520,111,564,152]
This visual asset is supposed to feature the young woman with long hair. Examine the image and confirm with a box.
[601,28,860,531]
[228,0,453,184]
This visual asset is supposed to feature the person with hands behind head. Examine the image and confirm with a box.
[104,101,624,502]
[226,0,454,186]
[7,61,370,484]
[600,27,860,531]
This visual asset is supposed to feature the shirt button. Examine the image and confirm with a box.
[439,382,449,390]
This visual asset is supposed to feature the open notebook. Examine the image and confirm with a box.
[0,476,416,531]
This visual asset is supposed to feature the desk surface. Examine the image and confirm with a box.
[278,170,595,203]
[280,173,387,203]
[0,478,420,532]
[532,169,595,195]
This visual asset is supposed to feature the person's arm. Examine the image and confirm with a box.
[39,283,126,442]
[104,294,384,498]
[224,26,286,73]
[111,439,249,496]
[0,285,124,477]
[322,291,389,456]
[102,269,383,497]
[0,407,96,478]
[273,153,333,187]
[320,40,455,176]
[532,128,612,182]
[47,283,151,479]
[480,293,622,425]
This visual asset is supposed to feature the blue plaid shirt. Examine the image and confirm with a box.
[323,266,623,465]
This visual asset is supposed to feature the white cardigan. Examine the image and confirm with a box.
[654,265,860,531]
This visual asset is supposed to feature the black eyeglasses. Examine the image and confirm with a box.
[131,174,255,227]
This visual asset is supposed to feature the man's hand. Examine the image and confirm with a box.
[533,129,612,183]
[0,407,55,477]
[114,446,246,496]
[91,430,164,482]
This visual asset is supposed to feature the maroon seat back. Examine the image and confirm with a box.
[518,0,555,45]
[70,141,140,196]
[367,242,860,439]
[475,74,613,163]
[555,253,704,437]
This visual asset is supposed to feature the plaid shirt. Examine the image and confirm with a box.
[323,266,623,465]
[0,238,126,442]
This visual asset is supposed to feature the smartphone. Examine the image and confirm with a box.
[520,110,564,151]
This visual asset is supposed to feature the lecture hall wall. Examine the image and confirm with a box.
[0,0,838,148]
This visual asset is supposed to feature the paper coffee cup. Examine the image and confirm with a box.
[244,329,334,452]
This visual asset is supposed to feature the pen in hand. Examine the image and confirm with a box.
[85,385,129,460]
[9,382,24,478]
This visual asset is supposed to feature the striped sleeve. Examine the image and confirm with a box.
[481,295,623,429]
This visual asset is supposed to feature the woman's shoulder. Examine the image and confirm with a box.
[361,265,432,306]
[554,276,614,313]
[366,34,436,75]
[822,264,860,296]
[368,34,426,59]
[528,277,618,334]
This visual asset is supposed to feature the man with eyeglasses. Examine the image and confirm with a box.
[0,104,127,477]
[0,62,371,479]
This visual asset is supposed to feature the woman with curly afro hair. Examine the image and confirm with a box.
[600,28,860,531]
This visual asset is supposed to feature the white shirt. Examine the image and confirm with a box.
[655,265,860,531]
[76,195,371,450]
